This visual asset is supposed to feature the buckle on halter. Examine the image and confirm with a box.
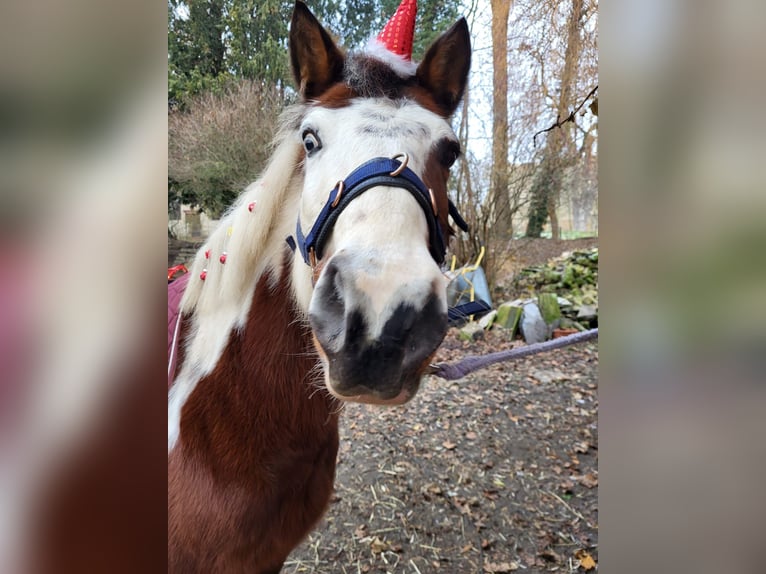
[331,180,344,208]
[390,153,409,176]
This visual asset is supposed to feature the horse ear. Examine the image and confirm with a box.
[290,1,345,100]
[416,18,471,117]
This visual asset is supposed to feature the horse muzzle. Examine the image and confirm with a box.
[308,253,447,404]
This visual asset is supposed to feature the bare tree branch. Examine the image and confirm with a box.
[533,84,598,147]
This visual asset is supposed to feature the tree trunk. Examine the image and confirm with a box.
[525,0,584,238]
[490,0,512,239]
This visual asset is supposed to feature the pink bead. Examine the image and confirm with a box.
[248,202,256,212]
[204,249,210,259]
[219,253,227,264]
[200,270,207,280]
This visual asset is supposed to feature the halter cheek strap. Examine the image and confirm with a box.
[287,156,468,267]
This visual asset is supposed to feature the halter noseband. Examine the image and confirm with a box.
[288,155,468,268]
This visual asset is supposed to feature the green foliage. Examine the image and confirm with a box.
[525,156,558,238]
[413,0,460,61]
[169,0,293,107]
[169,0,462,106]
[168,0,465,215]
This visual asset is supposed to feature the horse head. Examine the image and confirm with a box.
[289,1,471,405]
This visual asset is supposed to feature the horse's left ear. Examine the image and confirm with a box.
[416,18,471,117]
[290,1,345,100]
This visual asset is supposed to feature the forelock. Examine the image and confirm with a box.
[343,54,415,99]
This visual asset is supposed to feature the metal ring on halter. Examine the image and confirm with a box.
[428,188,439,217]
[309,247,317,268]
[331,180,344,208]
[390,153,409,177]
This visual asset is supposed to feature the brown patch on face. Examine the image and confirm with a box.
[405,85,451,118]
[314,83,357,109]
[421,139,459,239]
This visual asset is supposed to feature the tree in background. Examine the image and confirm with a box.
[169,0,460,106]
[524,0,591,238]
[168,0,460,218]
[448,0,597,288]
[490,0,512,241]
[169,0,295,107]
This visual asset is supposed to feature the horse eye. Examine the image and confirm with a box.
[441,141,461,168]
[302,130,322,155]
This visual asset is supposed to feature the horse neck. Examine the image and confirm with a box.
[179,263,339,477]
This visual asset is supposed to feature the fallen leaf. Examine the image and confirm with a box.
[575,549,596,570]
[578,472,598,488]
[369,536,388,554]
[442,440,457,450]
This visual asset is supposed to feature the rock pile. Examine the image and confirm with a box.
[459,248,598,343]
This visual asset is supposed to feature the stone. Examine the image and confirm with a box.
[537,293,562,325]
[495,303,522,336]
[559,317,586,331]
[576,304,598,320]
[459,321,485,342]
[530,368,568,384]
[520,303,548,344]
[478,310,498,330]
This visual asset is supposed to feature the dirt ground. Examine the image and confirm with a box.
[283,238,599,573]
[285,330,598,573]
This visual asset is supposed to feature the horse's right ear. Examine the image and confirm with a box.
[290,1,345,100]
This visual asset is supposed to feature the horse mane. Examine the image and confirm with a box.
[169,106,306,449]
[181,105,304,318]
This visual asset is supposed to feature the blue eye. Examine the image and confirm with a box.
[302,129,321,154]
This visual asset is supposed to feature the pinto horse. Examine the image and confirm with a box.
[168,2,471,572]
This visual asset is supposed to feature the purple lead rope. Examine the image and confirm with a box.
[429,328,598,381]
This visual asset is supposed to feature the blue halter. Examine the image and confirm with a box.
[288,156,468,267]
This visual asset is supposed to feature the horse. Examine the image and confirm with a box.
[168,2,471,572]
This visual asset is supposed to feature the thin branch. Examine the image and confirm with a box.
[544,490,591,525]
[533,84,598,147]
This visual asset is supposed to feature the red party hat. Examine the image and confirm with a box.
[377,0,417,60]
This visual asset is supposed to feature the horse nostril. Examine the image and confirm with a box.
[309,261,349,352]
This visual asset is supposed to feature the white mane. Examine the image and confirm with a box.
[169,105,306,451]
